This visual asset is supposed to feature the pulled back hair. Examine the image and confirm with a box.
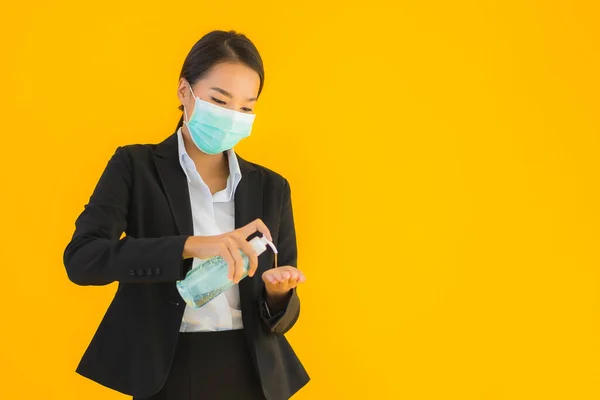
[175,30,265,131]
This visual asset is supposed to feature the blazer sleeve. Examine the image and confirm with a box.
[259,178,301,334]
[63,146,192,286]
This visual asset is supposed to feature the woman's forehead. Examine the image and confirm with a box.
[196,62,260,97]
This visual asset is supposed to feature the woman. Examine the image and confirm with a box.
[63,30,309,400]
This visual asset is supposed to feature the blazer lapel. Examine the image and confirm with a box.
[234,155,261,230]
[235,155,262,323]
[154,133,194,237]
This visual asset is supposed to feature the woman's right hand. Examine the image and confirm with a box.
[182,218,273,284]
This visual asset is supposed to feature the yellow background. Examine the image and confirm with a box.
[1,0,600,399]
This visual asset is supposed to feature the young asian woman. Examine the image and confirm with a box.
[63,30,309,400]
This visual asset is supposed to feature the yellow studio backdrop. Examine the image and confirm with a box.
[1,0,599,399]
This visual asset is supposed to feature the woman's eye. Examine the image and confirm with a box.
[211,97,226,105]
[241,107,253,113]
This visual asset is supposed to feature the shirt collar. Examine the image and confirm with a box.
[176,127,242,201]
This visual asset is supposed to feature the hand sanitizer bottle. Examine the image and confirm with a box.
[176,235,278,308]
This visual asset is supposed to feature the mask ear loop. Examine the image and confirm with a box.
[183,82,195,123]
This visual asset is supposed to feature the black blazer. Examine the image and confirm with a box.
[63,132,309,400]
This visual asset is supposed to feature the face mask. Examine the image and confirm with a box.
[183,83,255,155]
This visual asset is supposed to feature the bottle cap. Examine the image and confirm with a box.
[249,235,278,256]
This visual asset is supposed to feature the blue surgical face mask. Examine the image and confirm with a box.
[183,83,256,155]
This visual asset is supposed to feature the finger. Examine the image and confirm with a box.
[224,237,244,283]
[283,271,298,289]
[232,233,258,277]
[262,270,277,284]
[237,218,273,242]
[287,269,299,282]
[297,271,307,284]
[217,242,236,281]
[265,269,282,283]
[279,266,303,283]
[283,269,304,288]
[274,270,286,283]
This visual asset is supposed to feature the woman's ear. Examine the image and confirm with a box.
[177,78,191,106]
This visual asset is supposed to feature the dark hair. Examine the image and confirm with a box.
[175,30,265,131]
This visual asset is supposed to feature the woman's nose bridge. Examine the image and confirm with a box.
[226,98,243,111]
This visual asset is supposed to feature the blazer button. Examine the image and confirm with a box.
[146,268,153,276]
[136,268,145,276]
[155,267,162,276]
[128,269,135,277]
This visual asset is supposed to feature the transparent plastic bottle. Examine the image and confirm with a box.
[176,235,278,308]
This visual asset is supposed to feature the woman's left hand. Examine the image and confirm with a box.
[262,266,306,299]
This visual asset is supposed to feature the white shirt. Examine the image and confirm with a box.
[176,127,244,332]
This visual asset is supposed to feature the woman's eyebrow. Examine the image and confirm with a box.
[211,87,257,102]
[211,87,232,98]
